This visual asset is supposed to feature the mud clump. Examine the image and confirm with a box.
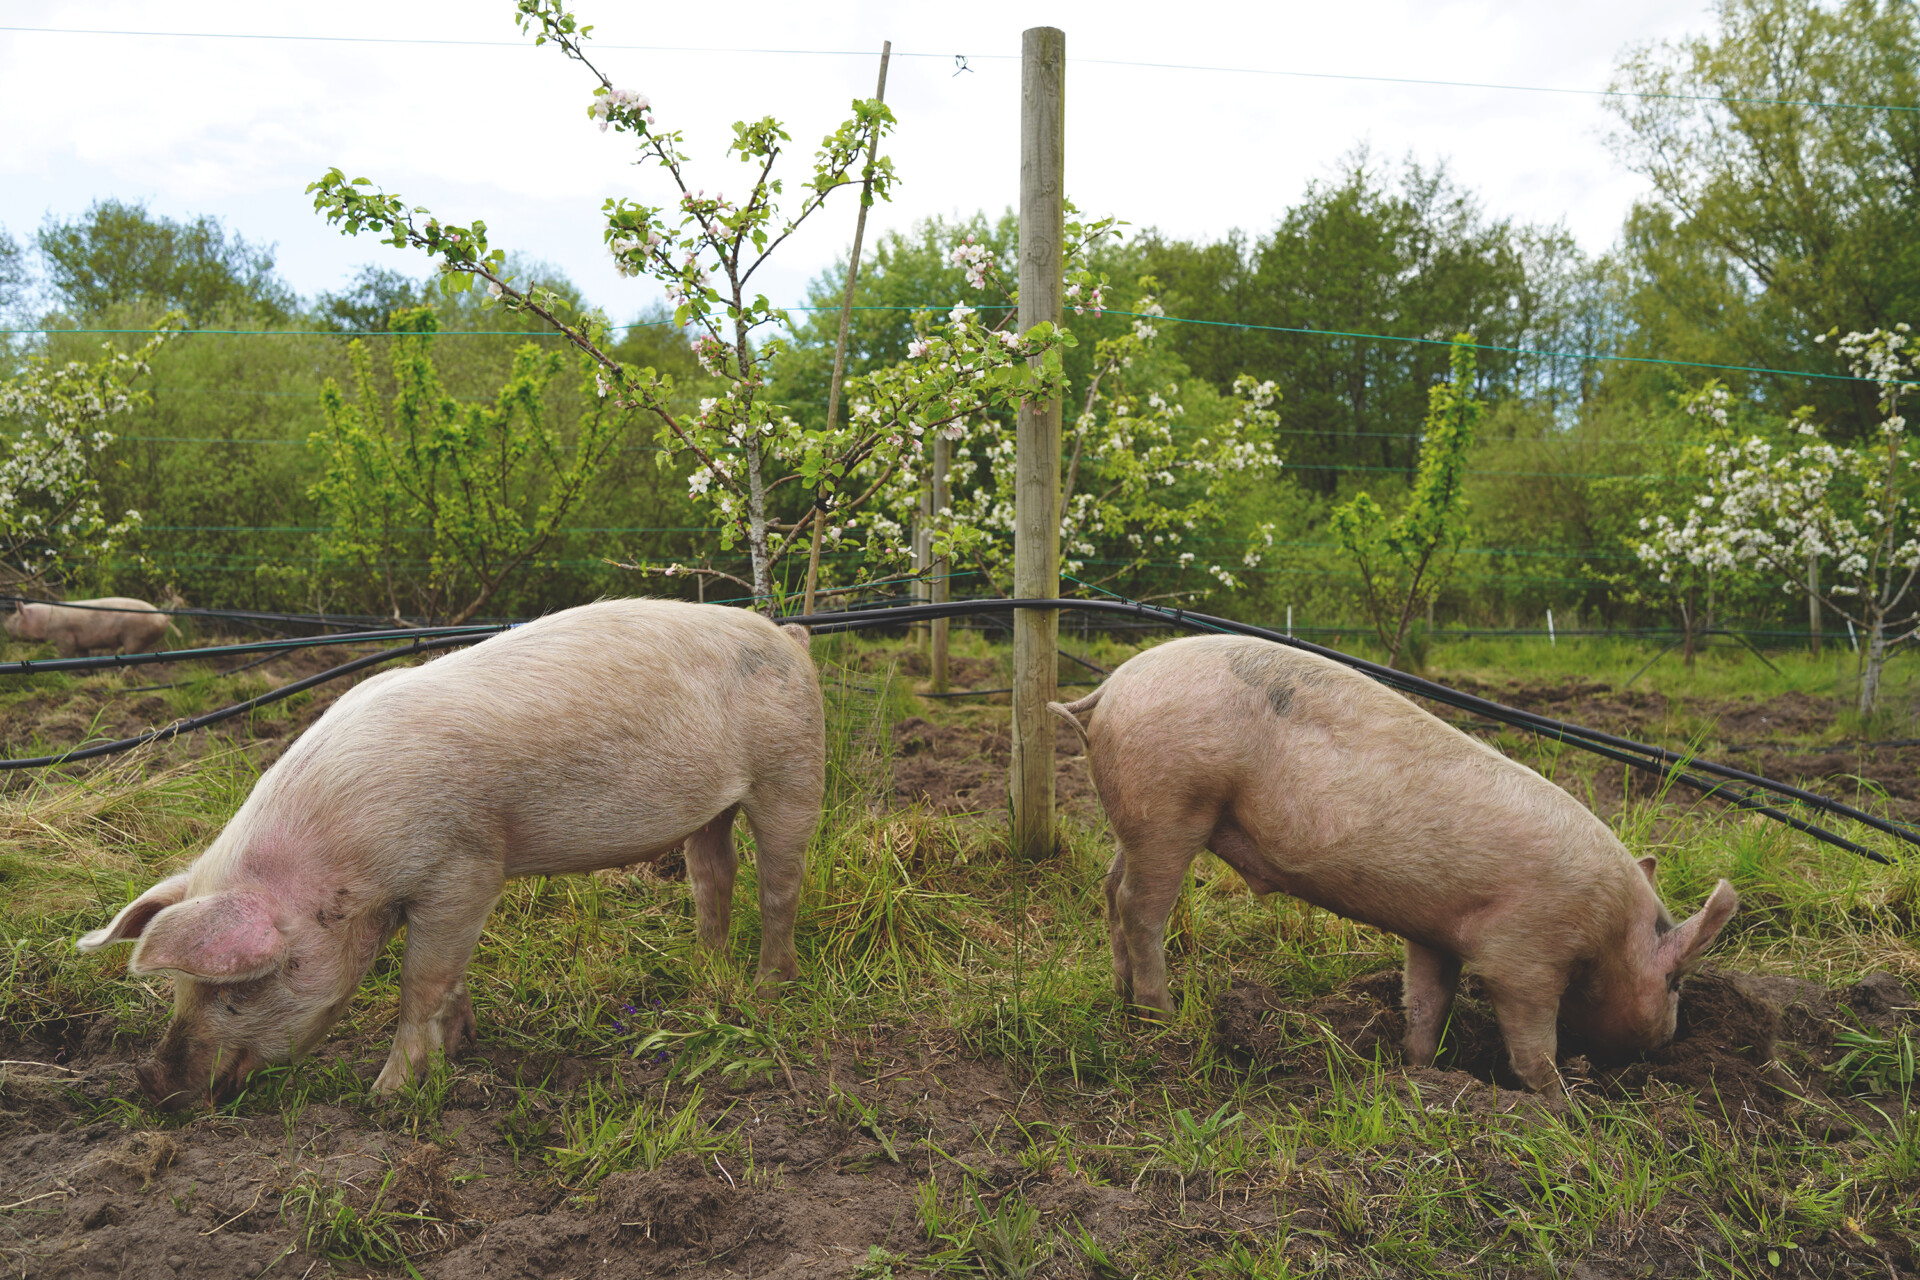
[1219,965,1790,1116]
[1586,968,1783,1119]
[601,1153,745,1248]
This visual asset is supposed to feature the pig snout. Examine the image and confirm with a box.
[137,1026,263,1111]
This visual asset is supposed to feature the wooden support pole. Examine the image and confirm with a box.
[1012,26,1064,862]
[931,432,951,692]
[802,41,891,617]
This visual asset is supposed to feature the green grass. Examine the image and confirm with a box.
[2,629,1918,1275]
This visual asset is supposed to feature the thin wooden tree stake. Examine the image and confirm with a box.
[802,41,892,617]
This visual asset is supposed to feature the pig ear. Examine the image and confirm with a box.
[76,874,192,952]
[127,891,287,982]
[1658,879,1739,973]
[780,623,811,646]
[1637,856,1659,888]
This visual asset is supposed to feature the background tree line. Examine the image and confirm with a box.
[0,0,1914,645]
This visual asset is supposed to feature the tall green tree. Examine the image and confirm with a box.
[1608,0,1920,436]
[37,199,296,323]
[1135,155,1546,492]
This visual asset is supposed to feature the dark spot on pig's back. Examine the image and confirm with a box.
[1227,645,1296,717]
[736,636,798,681]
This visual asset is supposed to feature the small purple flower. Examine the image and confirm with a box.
[653,1049,671,1064]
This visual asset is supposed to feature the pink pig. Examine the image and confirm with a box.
[1051,635,1739,1091]
[77,599,824,1107]
[4,596,174,657]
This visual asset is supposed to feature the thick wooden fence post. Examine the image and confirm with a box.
[1012,26,1064,862]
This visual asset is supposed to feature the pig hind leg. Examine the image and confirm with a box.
[1102,851,1130,1000]
[375,877,504,1093]
[1108,814,1213,1018]
[742,785,820,991]
[1401,940,1462,1067]
[685,807,740,956]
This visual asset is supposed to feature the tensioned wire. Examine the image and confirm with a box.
[7,307,1902,387]
[2,594,1907,863]
[1,25,1914,114]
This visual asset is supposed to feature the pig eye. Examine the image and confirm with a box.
[1666,972,1683,994]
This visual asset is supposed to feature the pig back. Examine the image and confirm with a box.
[237,600,823,883]
[1087,636,1637,958]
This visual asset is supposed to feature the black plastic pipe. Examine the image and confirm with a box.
[0,595,1907,863]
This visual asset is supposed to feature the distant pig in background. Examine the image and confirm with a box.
[1050,635,1739,1092]
[76,599,825,1108]
[3,596,175,657]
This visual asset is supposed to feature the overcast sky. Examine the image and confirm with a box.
[0,1,1712,323]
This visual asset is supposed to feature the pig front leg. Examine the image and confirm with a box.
[375,881,501,1093]
[685,808,739,954]
[1484,970,1566,1092]
[1402,940,1462,1067]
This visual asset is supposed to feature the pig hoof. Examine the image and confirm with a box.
[372,1057,415,1094]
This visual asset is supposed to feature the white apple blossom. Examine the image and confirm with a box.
[0,322,177,583]
[1637,332,1920,713]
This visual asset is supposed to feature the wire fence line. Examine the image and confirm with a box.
[4,305,1902,386]
[3,594,1910,864]
[3,24,1914,114]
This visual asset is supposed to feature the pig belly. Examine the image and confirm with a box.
[493,785,745,879]
[1204,813,1476,957]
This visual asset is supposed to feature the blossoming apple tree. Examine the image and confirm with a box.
[1637,327,1920,714]
[0,318,178,587]
[833,246,1285,600]
[307,0,1070,607]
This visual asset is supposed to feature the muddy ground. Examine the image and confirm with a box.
[1438,675,1920,826]
[3,643,1920,1276]
[2,965,1915,1278]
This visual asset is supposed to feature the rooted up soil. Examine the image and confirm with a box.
[4,964,1916,1278]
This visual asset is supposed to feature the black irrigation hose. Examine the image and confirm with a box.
[787,597,1917,860]
[921,680,1102,699]
[0,594,1907,863]
[0,623,510,676]
[0,635,477,771]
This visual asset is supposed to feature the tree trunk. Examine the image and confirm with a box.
[1807,555,1821,657]
[745,443,772,606]
[1682,589,1697,672]
[931,432,950,693]
[1860,618,1887,717]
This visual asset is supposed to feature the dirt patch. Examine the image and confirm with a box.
[3,965,1916,1278]
[0,634,419,786]
[1217,965,1916,1128]
[863,648,1001,686]
[890,715,1100,817]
